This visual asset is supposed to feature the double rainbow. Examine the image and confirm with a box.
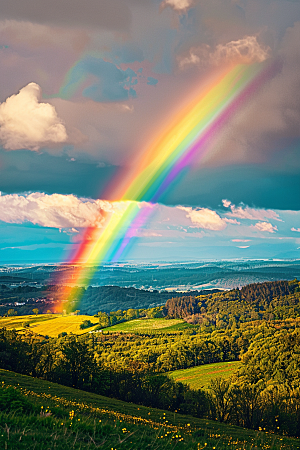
[55,60,281,311]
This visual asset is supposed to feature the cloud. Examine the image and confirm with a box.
[222,199,231,208]
[147,77,159,86]
[224,201,282,222]
[251,222,278,233]
[232,239,250,242]
[178,206,227,230]
[238,246,250,248]
[199,22,300,169]
[0,0,131,32]
[160,0,194,13]
[0,192,136,228]
[136,230,162,237]
[224,218,240,225]
[0,20,90,53]
[60,57,138,102]
[291,227,300,232]
[178,36,270,68]
[0,83,68,151]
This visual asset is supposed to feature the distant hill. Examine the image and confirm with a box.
[78,285,220,315]
[163,279,300,327]
[1,260,300,291]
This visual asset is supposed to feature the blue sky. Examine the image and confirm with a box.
[0,0,299,262]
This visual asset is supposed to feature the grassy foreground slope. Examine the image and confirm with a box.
[168,361,242,389]
[0,314,99,337]
[0,369,298,450]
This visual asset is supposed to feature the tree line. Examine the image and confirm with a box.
[164,279,300,327]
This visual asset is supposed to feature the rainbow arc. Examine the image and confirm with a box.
[54,60,281,311]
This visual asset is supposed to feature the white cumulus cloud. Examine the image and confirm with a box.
[160,0,193,13]
[178,36,270,69]
[178,206,227,230]
[0,83,68,151]
[251,222,278,233]
[224,201,281,222]
[222,199,231,208]
[291,227,300,232]
[0,192,135,229]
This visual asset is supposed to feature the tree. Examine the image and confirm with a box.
[7,309,17,316]
[80,319,93,330]
[60,336,97,388]
[208,378,232,422]
[98,312,110,328]
[32,308,39,316]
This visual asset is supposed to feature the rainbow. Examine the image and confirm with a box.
[54,60,281,312]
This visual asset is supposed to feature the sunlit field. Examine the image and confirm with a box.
[0,314,57,330]
[1,368,298,450]
[0,314,194,336]
[107,317,193,333]
[0,314,99,337]
[168,361,242,390]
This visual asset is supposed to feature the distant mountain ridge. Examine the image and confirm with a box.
[1,260,299,291]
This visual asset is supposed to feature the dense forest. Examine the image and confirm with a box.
[1,279,300,437]
[90,279,300,329]
[164,279,300,326]
[0,283,219,315]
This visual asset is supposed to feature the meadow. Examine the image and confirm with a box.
[0,314,99,337]
[0,314,192,336]
[168,361,242,390]
[0,368,298,450]
[106,317,192,333]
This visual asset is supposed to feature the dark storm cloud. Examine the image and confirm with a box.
[0,0,131,31]
[0,150,117,198]
[1,149,299,212]
[161,164,300,211]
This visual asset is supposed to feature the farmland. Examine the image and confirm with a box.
[107,317,192,333]
[0,314,99,337]
[0,314,192,336]
[168,361,242,389]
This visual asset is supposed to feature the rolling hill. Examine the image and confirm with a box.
[0,368,298,450]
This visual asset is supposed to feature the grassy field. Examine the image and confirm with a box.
[0,314,191,336]
[0,314,57,330]
[0,368,298,450]
[0,314,99,337]
[168,361,242,390]
[107,317,193,333]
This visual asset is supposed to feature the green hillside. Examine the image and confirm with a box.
[0,369,298,450]
[107,317,193,333]
[168,361,242,389]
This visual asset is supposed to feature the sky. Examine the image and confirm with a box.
[0,0,300,263]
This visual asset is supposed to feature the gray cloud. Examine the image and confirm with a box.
[0,0,131,31]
